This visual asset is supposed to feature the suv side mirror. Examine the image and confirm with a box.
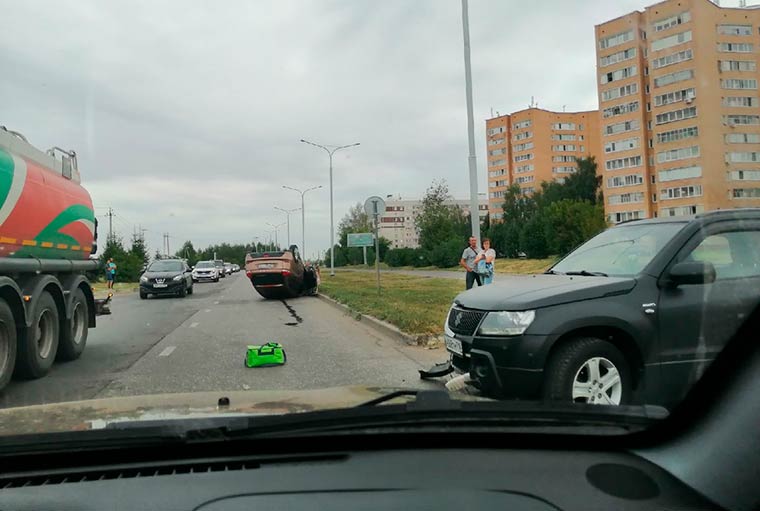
[667,261,716,287]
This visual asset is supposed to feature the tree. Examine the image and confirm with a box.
[519,216,550,259]
[416,180,469,253]
[130,235,150,267]
[338,203,372,248]
[544,200,607,256]
[565,156,603,205]
[175,240,198,265]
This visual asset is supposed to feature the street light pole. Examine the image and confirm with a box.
[300,139,360,276]
[283,185,322,260]
[274,206,301,248]
[266,222,286,251]
[461,0,481,244]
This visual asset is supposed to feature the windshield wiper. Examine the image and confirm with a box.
[563,270,608,277]
[544,269,564,275]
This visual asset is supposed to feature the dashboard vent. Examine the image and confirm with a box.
[0,455,344,489]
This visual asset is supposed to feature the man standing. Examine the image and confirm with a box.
[106,258,117,289]
[460,236,481,290]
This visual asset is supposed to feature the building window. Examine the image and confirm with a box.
[602,100,639,119]
[726,133,760,144]
[521,187,535,195]
[513,131,532,141]
[718,24,752,36]
[731,188,760,199]
[601,83,638,102]
[605,119,640,136]
[487,126,506,135]
[727,152,760,163]
[551,122,577,130]
[513,153,534,162]
[599,30,633,49]
[728,170,760,181]
[512,120,532,130]
[721,79,758,90]
[652,194,658,203]
[660,185,703,200]
[653,11,691,32]
[722,96,759,108]
[600,47,637,67]
[552,144,577,151]
[657,145,700,163]
[719,60,757,72]
[487,137,505,146]
[489,191,505,199]
[608,192,645,205]
[657,126,698,144]
[488,168,507,177]
[488,148,506,156]
[651,175,656,184]
[607,174,644,188]
[661,204,704,216]
[651,30,692,52]
[513,142,534,152]
[515,164,534,173]
[489,158,506,166]
[608,210,645,224]
[551,133,577,141]
[718,42,753,53]
[652,49,693,70]
[515,175,534,184]
[658,165,702,182]
[655,106,697,125]
[553,166,577,174]
[724,114,760,125]
[654,69,694,88]
[600,66,637,85]
[654,87,695,107]
[552,155,577,163]
[605,155,642,171]
[604,137,639,153]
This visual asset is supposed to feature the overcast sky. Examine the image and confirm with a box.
[0,0,689,259]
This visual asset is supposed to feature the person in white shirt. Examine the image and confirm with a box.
[474,238,496,285]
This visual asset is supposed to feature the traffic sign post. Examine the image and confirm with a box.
[363,196,386,295]
[347,233,374,247]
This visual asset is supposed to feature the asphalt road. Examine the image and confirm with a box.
[0,273,444,409]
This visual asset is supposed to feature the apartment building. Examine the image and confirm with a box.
[486,108,601,220]
[378,194,489,249]
[596,0,760,224]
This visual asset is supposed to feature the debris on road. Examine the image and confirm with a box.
[245,343,287,368]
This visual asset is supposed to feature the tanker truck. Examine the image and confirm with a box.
[0,126,111,392]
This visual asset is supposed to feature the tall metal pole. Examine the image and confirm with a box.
[300,140,359,277]
[284,185,322,264]
[461,0,481,244]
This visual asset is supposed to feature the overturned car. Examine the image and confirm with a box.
[245,245,320,299]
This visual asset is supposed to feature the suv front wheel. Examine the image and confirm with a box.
[543,337,631,406]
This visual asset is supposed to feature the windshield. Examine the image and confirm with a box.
[1,0,757,444]
[148,261,184,272]
[551,223,687,277]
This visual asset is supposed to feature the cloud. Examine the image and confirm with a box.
[1,0,647,259]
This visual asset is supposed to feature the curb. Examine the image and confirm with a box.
[316,293,420,346]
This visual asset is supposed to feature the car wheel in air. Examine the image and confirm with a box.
[542,337,631,406]
[57,288,89,361]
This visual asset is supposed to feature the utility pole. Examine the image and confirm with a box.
[107,207,114,242]
[461,0,481,244]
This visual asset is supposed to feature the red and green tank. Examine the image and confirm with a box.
[0,147,95,260]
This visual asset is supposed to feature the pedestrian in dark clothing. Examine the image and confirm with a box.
[460,236,482,290]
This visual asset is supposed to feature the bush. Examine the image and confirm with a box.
[426,238,465,268]
[519,216,550,259]
[385,248,430,267]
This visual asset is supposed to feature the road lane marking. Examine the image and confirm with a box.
[158,346,176,357]
[190,322,199,328]
[204,309,211,312]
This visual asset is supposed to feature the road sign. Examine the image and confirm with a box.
[347,232,374,247]
[364,196,386,218]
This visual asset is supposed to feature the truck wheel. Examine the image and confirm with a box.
[0,299,18,391]
[542,337,631,406]
[16,291,59,379]
[57,288,88,361]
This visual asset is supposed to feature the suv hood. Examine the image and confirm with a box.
[0,386,417,436]
[455,274,637,311]
[144,271,184,279]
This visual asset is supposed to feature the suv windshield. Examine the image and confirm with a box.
[551,222,686,277]
[148,261,184,272]
[195,262,214,269]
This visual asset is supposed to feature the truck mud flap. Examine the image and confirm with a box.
[94,294,113,316]
[419,360,455,379]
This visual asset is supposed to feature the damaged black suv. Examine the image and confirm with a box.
[445,209,760,408]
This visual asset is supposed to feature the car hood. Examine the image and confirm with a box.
[455,274,637,311]
[144,271,184,279]
[0,386,438,436]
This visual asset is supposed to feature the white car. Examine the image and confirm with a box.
[192,261,220,282]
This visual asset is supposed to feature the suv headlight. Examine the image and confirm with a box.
[139,275,148,283]
[477,310,535,336]
[172,274,184,281]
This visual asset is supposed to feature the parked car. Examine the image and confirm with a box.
[224,262,233,275]
[245,245,320,299]
[232,264,240,273]
[139,259,194,299]
[192,260,220,282]
[214,260,226,278]
[444,209,760,409]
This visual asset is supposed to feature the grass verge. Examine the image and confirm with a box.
[319,272,462,337]
[91,282,139,296]
[494,258,557,275]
